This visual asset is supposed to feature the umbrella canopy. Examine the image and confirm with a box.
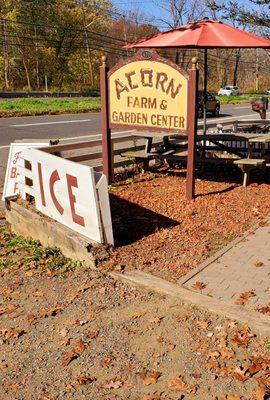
[125,19,270,135]
[125,19,270,49]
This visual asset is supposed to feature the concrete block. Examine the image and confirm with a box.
[5,198,108,268]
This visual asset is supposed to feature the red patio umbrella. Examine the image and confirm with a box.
[125,18,270,133]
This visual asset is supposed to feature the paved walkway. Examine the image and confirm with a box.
[180,221,270,313]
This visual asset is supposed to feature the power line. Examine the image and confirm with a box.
[0,17,127,44]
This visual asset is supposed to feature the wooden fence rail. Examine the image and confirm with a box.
[18,118,270,191]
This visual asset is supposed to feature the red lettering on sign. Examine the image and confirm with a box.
[13,182,19,194]
[13,152,21,164]
[10,167,17,178]
[66,174,85,227]
[38,162,46,207]
[49,170,64,215]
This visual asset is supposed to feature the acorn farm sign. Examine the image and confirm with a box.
[100,49,198,200]
[109,55,189,132]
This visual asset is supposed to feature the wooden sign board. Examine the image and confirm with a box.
[100,50,199,200]
[21,148,114,245]
[109,50,189,133]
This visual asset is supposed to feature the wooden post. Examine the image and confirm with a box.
[100,55,113,183]
[186,57,199,201]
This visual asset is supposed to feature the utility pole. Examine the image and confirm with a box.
[45,75,48,92]
[2,20,10,90]
[255,49,259,92]
[34,26,40,89]
[81,4,94,87]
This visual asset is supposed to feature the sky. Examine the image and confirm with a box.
[112,0,176,29]
[112,0,258,31]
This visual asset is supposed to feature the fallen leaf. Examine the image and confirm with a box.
[196,320,208,329]
[38,306,63,318]
[254,261,264,268]
[166,342,175,352]
[87,330,99,339]
[0,304,18,315]
[251,389,268,400]
[235,290,256,306]
[204,360,220,371]
[232,325,254,347]
[27,314,36,324]
[25,271,34,277]
[131,312,145,319]
[59,338,70,346]
[62,340,86,366]
[3,382,20,391]
[186,385,197,394]
[227,320,237,329]
[192,281,207,291]
[257,374,270,391]
[220,347,235,360]
[76,375,96,385]
[168,376,186,390]
[101,379,123,389]
[257,306,270,315]
[142,371,161,386]
[148,317,162,324]
[0,327,25,341]
[101,356,113,368]
[33,290,45,298]
[233,366,250,382]
[208,350,220,359]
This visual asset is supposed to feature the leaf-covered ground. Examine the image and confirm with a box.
[1,167,270,399]
[0,220,270,400]
[0,217,270,400]
[101,168,270,282]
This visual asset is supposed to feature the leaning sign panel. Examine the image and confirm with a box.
[22,148,107,244]
[109,50,189,133]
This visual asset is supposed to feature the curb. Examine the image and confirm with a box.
[110,269,270,337]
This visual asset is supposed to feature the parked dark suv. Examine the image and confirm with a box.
[198,91,220,118]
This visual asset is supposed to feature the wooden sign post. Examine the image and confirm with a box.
[99,56,113,184]
[100,50,198,199]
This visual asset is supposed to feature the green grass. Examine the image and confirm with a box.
[0,93,268,117]
[218,94,270,105]
[0,97,101,117]
[0,230,81,274]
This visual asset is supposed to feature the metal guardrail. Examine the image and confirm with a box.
[0,91,99,99]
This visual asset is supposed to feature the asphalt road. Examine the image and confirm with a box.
[0,103,266,147]
[0,103,268,196]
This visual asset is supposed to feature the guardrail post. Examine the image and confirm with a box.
[100,56,113,183]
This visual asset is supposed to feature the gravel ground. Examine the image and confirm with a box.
[1,218,270,400]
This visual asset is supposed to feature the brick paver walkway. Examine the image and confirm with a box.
[180,222,270,312]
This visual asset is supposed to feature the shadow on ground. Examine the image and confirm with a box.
[109,193,179,246]
[154,163,270,187]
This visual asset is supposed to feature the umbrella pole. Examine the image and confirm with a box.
[202,48,207,160]
[203,48,207,136]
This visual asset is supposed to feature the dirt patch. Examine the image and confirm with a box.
[101,169,270,281]
[0,218,270,399]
